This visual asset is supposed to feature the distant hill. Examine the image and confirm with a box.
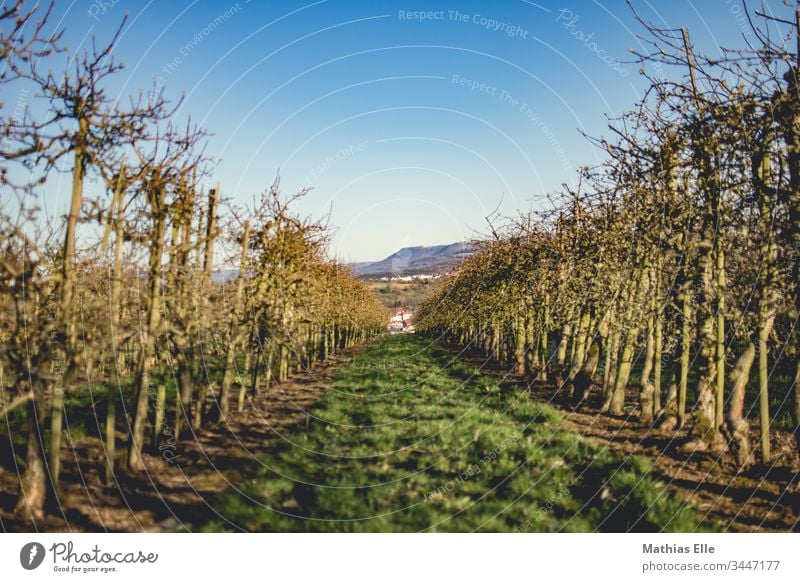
[351,242,474,277]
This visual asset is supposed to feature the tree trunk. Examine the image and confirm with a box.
[128,182,167,472]
[653,265,664,415]
[15,398,47,521]
[250,348,262,396]
[48,386,64,488]
[727,342,755,468]
[174,354,193,440]
[567,308,591,382]
[539,293,550,381]
[556,322,571,368]
[639,313,656,424]
[514,314,526,375]
[572,340,600,408]
[202,183,220,278]
[48,121,88,489]
[686,233,725,452]
[192,380,209,430]
[653,310,663,415]
[153,383,166,450]
[104,171,125,485]
[278,344,289,382]
[681,29,725,452]
[609,324,639,416]
[602,328,620,405]
[320,325,329,361]
[129,351,154,471]
[755,144,778,463]
[677,285,692,427]
[605,270,641,415]
[237,344,252,412]
[715,244,726,430]
[757,317,774,463]
[659,368,679,429]
[104,388,116,484]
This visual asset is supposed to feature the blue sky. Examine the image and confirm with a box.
[6,0,779,261]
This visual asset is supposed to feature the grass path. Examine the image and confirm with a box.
[203,334,702,532]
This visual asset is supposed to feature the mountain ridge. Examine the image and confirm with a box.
[351,242,474,277]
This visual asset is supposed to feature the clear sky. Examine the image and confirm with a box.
[6,0,779,261]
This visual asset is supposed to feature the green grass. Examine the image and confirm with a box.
[202,334,705,532]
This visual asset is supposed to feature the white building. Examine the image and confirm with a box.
[388,309,415,333]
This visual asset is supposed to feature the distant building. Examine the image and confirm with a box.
[378,273,440,282]
[388,308,415,333]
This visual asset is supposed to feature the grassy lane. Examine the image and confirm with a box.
[204,334,704,532]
